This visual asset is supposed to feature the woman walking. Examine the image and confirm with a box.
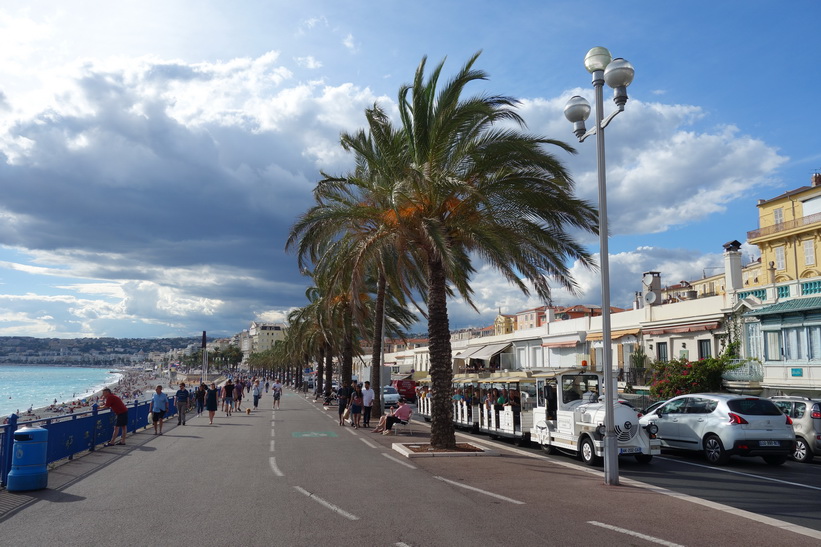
[205,382,219,424]
[349,384,364,428]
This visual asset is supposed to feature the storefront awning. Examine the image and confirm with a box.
[542,340,578,348]
[454,346,485,360]
[745,297,821,317]
[643,321,720,336]
[469,343,511,361]
[584,328,640,341]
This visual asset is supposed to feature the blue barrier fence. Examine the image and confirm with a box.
[1,397,181,487]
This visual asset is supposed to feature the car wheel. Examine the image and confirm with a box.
[763,454,788,466]
[579,437,602,466]
[703,434,729,465]
[542,442,559,455]
[635,454,653,464]
[792,437,814,463]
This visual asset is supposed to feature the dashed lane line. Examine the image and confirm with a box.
[434,476,525,505]
[359,437,378,449]
[293,486,359,521]
[382,453,417,469]
[268,456,284,477]
[588,521,684,547]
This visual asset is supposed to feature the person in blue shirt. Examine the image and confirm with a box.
[148,385,169,435]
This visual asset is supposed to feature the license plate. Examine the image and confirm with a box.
[619,447,641,454]
[759,440,780,447]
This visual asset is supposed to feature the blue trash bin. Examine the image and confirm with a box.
[7,426,49,492]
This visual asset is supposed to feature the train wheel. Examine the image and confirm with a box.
[635,454,653,464]
[579,437,602,466]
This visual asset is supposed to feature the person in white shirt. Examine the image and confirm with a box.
[361,381,375,428]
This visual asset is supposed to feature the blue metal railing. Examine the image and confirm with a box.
[1,398,180,487]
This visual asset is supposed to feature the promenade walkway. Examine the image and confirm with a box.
[1,389,819,546]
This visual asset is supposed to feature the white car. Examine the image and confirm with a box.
[639,393,795,465]
[382,386,400,406]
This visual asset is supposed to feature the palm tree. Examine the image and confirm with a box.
[384,53,598,448]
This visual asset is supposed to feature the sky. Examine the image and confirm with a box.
[0,1,817,339]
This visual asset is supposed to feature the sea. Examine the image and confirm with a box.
[0,364,122,419]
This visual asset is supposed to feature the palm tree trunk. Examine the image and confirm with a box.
[342,304,354,384]
[370,272,386,416]
[324,343,333,395]
[316,346,325,399]
[427,256,456,449]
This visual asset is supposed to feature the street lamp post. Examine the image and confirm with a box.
[564,47,634,486]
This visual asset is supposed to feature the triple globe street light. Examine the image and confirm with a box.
[563,47,635,486]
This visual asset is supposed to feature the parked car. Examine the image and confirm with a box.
[382,386,400,407]
[639,399,667,418]
[391,379,417,402]
[770,396,821,463]
[639,394,795,465]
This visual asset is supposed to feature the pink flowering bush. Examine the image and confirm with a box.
[649,345,740,399]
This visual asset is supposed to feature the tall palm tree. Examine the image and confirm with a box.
[384,53,599,448]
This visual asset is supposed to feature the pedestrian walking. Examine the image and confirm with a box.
[148,385,169,435]
[222,379,235,416]
[349,384,364,428]
[195,384,206,417]
[337,380,353,426]
[252,380,262,410]
[205,382,219,424]
[361,381,375,429]
[272,378,283,410]
[175,382,190,425]
[234,381,244,411]
[100,387,129,446]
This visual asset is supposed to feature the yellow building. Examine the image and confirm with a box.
[747,174,821,285]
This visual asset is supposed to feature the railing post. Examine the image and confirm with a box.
[1,413,19,486]
[91,403,99,452]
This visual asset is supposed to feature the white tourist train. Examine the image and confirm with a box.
[416,367,660,465]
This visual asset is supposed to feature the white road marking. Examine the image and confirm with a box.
[270,440,275,452]
[587,521,684,547]
[657,456,821,491]
[359,437,378,449]
[293,486,359,520]
[270,427,275,437]
[268,457,284,477]
[434,476,524,505]
[395,543,411,547]
[382,453,417,469]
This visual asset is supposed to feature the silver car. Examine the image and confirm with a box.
[639,393,794,465]
[770,396,821,463]
[382,386,400,407]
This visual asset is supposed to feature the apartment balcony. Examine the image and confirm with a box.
[747,211,821,241]
[722,359,763,394]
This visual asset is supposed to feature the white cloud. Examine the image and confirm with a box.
[295,56,323,69]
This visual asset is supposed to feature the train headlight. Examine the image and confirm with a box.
[596,424,606,437]
[644,423,659,437]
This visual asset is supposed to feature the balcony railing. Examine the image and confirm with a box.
[722,359,763,382]
[747,211,821,240]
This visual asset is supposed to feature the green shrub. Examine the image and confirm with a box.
[649,345,740,399]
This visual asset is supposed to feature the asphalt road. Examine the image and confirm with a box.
[1,390,819,546]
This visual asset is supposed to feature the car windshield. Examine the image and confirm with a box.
[728,398,782,416]
[383,387,397,394]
